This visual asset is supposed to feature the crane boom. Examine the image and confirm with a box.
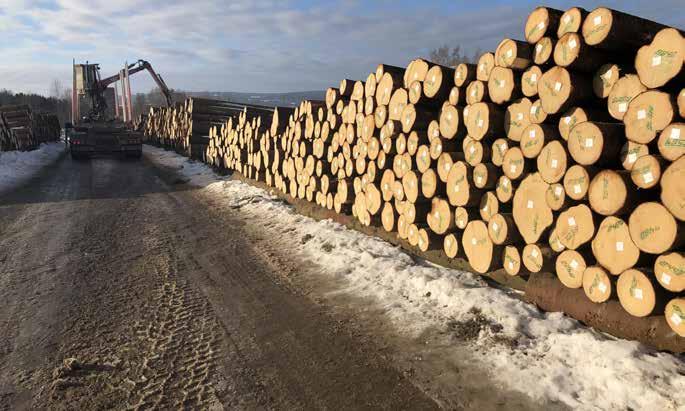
[99,60,173,107]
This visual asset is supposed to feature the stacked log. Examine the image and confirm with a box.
[0,105,60,151]
[143,98,274,159]
[143,6,685,338]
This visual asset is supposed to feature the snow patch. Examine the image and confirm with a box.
[145,145,685,410]
[0,143,65,193]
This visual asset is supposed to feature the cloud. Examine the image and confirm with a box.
[0,0,684,95]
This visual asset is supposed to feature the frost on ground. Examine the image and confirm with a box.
[0,143,65,192]
[145,145,685,410]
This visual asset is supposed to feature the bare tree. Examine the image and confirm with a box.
[49,79,63,98]
[428,44,478,66]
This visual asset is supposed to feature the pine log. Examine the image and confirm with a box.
[635,28,685,88]
[533,37,554,66]
[513,172,554,244]
[479,191,499,222]
[523,244,556,273]
[582,265,614,303]
[529,98,548,124]
[624,91,675,144]
[538,66,593,114]
[537,140,568,184]
[563,164,597,201]
[525,6,564,44]
[438,104,464,140]
[476,52,496,82]
[588,170,642,216]
[665,298,685,337]
[661,157,685,221]
[488,67,521,104]
[504,98,532,142]
[582,7,673,50]
[465,102,504,140]
[495,175,515,203]
[463,220,500,273]
[593,63,622,99]
[443,232,462,259]
[454,63,477,87]
[554,33,609,73]
[556,249,589,289]
[592,216,642,275]
[607,74,647,121]
[503,245,523,276]
[629,202,685,254]
[521,66,543,97]
[491,138,509,167]
[617,268,665,317]
[520,123,559,159]
[557,7,588,37]
[655,252,685,292]
[556,204,597,250]
[488,213,522,245]
[466,80,489,105]
[630,154,665,189]
[495,38,534,70]
[657,123,685,162]
[567,121,623,166]
[427,197,455,235]
[620,141,649,171]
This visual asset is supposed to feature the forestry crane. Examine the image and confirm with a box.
[67,59,173,160]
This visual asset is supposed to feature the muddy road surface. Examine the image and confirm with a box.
[0,154,440,410]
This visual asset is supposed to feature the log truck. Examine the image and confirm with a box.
[67,59,173,160]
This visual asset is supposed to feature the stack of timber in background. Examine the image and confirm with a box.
[0,105,60,151]
[143,98,274,159]
[0,105,36,151]
[143,6,685,342]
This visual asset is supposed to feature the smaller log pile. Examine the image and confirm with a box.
[143,98,274,159]
[32,113,61,144]
[143,6,685,343]
[0,105,36,151]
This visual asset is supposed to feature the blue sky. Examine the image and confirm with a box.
[0,0,683,96]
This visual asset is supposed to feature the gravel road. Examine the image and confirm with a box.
[0,154,440,410]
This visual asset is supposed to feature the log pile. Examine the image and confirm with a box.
[143,6,685,338]
[0,105,60,151]
[142,98,274,159]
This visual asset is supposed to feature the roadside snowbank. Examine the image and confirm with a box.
[0,143,65,193]
[145,145,685,410]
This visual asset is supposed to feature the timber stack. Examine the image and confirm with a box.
[143,6,685,340]
[0,105,60,151]
[143,98,274,159]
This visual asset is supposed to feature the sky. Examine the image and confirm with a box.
[0,0,684,96]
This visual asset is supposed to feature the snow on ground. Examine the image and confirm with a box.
[145,145,685,410]
[0,143,65,193]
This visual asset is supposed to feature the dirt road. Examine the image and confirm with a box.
[0,154,441,410]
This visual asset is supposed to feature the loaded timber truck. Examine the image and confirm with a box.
[67,59,173,160]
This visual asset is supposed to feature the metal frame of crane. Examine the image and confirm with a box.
[71,59,173,124]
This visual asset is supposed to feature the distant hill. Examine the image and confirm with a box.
[185,90,326,108]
